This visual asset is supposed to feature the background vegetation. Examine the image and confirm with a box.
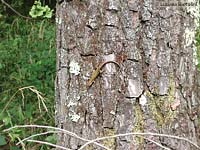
[0,0,56,149]
[0,0,199,149]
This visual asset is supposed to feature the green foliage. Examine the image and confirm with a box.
[11,146,21,150]
[0,135,7,146]
[45,134,57,144]
[29,0,53,18]
[0,17,55,149]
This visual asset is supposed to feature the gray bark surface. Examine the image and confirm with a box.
[55,0,200,149]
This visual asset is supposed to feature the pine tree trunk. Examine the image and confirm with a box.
[55,0,200,149]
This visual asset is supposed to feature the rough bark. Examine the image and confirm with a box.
[55,0,200,149]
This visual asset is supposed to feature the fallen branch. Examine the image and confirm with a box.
[1,0,31,19]
[27,139,70,150]
[4,125,200,150]
[78,132,200,150]
[4,125,110,150]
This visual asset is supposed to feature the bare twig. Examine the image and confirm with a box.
[26,86,48,112]
[23,86,48,112]
[16,131,58,145]
[1,86,48,114]
[143,137,170,150]
[1,0,31,19]
[27,139,70,150]
[79,132,200,150]
[16,137,26,150]
[4,125,110,150]
[4,125,200,150]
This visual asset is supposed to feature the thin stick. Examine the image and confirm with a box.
[27,139,70,150]
[78,132,200,150]
[143,137,170,150]
[1,86,48,114]
[4,125,110,150]
[20,86,48,112]
[5,125,199,150]
[15,129,170,150]
[16,137,26,150]
[1,0,31,19]
[16,131,59,145]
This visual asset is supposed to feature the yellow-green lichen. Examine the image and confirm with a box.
[132,102,145,147]
[164,74,177,121]
[103,129,116,150]
[147,74,177,127]
[147,92,165,127]
[83,145,94,150]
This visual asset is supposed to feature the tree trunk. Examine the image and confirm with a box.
[55,0,200,149]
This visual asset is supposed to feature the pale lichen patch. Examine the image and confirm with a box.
[184,27,196,47]
[69,60,80,75]
[67,101,78,107]
[55,17,62,25]
[139,95,147,106]
[69,113,80,122]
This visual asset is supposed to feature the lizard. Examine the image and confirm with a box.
[86,61,120,88]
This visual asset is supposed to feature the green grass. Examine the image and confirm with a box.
[0,17,56,149]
